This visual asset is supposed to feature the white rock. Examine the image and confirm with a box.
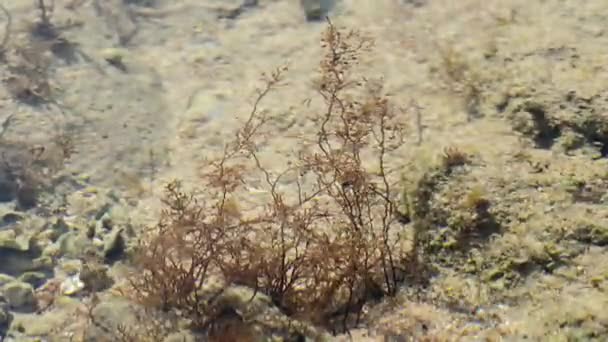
[60,274,85,296]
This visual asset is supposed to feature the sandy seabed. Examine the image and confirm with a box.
[0,0,607,340]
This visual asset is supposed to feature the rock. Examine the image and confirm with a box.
[101,47,128,72]
[3,295,81,338]
[60,273,85,296]
[300,0,336,21]
[402,0,427,7]
[94,0,138,45]
[0,247,46,277]
[47,217,70,241]
[56,231,96,259]
[31,256,54,274]
[41,242,60,258]
[124,0,156,6]
[0,179,16,202]
[16,183,38,210]
[66,189,114,222]
[94,203,113,221]
[0,230,31,251]
[17,272,47,289]
[215,0,259,20]
[0,172,18,206]
[80,263,114,292]
[2,282,37,312]
[84,297,143,341]
[100,213,113,230]
[58,259,82,275]
[0,275,15,287]
[163,332,197,342]
[0,141,47,209]
[0,212,23,229]
[0,295,12,338]
[103,228,126,263]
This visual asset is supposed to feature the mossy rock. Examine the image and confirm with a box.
[300,0,336,21]
[569,222,608,246]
